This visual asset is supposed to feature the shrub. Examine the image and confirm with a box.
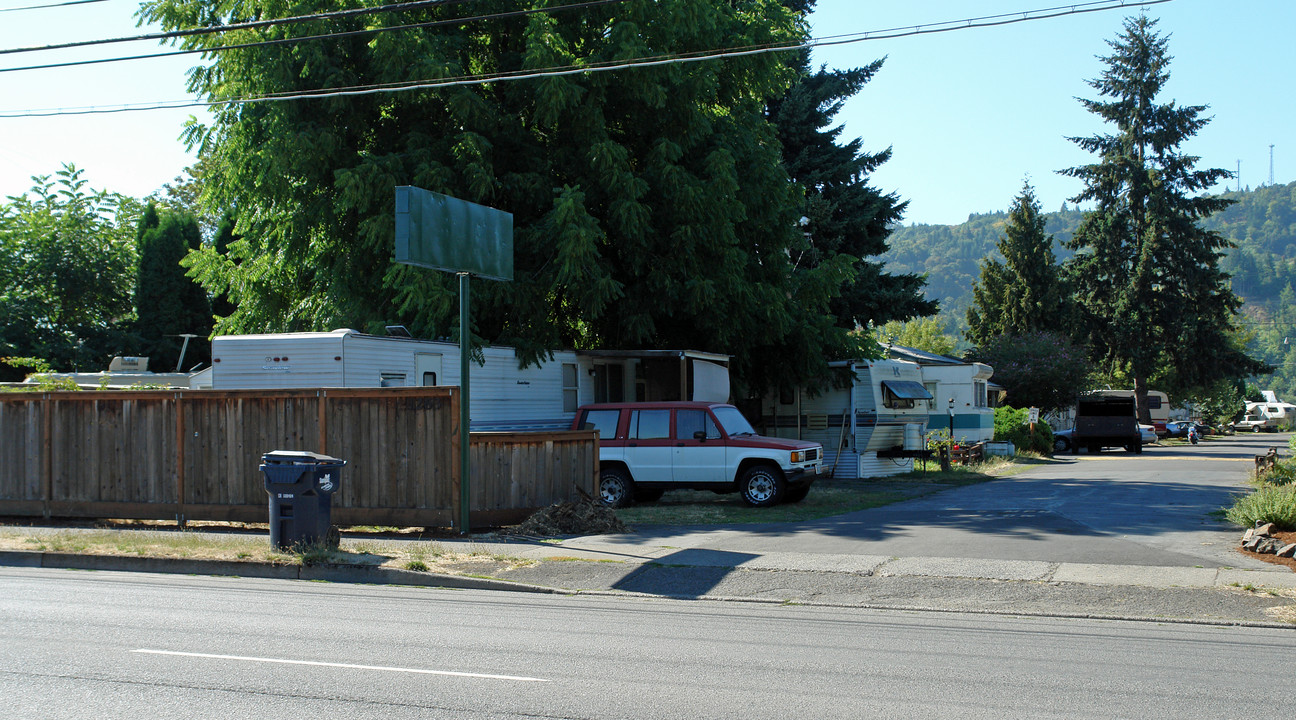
[993,406,1054,454]
[1225,485,1296,530]
[1262,461,1296,487]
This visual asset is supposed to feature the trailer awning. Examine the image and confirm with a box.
[881,380,932,400]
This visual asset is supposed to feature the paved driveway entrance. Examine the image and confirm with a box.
[569,434,1289,571]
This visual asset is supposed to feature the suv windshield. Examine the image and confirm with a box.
[711,406,756,436]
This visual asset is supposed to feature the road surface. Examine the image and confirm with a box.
[2,567,1292,719]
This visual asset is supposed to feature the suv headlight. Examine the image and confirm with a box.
[791,450,807,463]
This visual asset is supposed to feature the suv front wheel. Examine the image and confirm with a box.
[738,465,785,507]
[598,467,634,508]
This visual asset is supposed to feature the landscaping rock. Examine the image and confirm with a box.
[1254,522,1276,537]
[1242,528,1256,544]
[1277,543,1296,558]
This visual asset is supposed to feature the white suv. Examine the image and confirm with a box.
[572,401,824,508]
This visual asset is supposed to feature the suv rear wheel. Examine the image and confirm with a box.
[598,467,634,508]
[739,465,785,507]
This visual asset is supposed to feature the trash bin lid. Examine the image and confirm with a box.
[262,450,345,464]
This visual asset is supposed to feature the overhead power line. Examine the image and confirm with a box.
[0,0,632,74]
[0,0,475,56]
[0,0,105,12]
[0,0,1175,118]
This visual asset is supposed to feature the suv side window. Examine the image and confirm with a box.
[629,409,671,439]
[580,409,622,439]
[675,409,720,440]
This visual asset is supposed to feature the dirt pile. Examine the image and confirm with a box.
[508,499,627,537]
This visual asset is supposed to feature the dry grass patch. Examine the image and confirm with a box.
[0,528,533,576]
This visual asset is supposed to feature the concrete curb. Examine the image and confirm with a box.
[0,550,567,595]
[5,549,1296,629]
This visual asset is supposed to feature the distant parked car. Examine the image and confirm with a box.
[1167,420,1212,439]
[1138,424,1157,445]
[1233,414,1278,433]
[1053,428,1075,453]
[1054,425,1156,453]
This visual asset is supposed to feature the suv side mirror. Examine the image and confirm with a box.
[694,430,707,442]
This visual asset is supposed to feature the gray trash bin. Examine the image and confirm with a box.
[260,450,346,550]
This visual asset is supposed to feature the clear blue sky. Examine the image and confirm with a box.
[1,0,1292,225]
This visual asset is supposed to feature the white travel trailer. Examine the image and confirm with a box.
[23,356,195,390]
[1249,391,1296,429]
[886,346,998,444]
[759,359,933,479]
[203,329,731,430]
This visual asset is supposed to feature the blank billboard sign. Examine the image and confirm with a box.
[394,186,513,281]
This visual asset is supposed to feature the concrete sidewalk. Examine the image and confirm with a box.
[4,525,1295,627]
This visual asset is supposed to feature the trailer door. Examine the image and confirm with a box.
[415,353,443,386]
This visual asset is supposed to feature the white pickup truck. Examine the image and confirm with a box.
[572,401,824,508]
[1233,413,1280,433]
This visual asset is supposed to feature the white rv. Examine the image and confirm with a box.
[1248,391,1295,430]
[886,346,998,444]
[205,329,730,430]
[759,359,932,479]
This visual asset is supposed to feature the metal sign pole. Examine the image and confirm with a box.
[458,271,471,534]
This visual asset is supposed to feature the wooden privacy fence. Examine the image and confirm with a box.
[0,387,597,530]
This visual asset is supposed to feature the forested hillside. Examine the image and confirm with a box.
[882,180,1296,397]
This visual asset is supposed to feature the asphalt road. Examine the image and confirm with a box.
[564,433,1290,570]
[3,567,1295,719]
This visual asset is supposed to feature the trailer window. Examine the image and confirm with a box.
[380,373,406,387]
[562,363,578,413]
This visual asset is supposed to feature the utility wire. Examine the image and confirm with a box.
[0,0,475,55]
[0,0,632,74]
[0,0,1175,118]
[0,0,105,12]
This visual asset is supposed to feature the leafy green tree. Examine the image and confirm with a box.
[1060,15,1266,418]
[972,331,1095,413]
[768,50,936,336]
[966,181,1070,346]
[206,209,240,322]
[145,0,870,394]
[1184,379,1247,428]
[0,165,140,380]
[875,317,956,356]
[136,209,213,371]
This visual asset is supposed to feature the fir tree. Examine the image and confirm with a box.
[1060,15,1266,412]
[136,211,212,371]
[768,50,936,344]
[966,181,1069,346]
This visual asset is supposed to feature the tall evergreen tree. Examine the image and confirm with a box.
[768,50,936,343]
[135,210,212,371]
[144,0,862,394]
[1060,15,1265,415]
[965,181,1069,347]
